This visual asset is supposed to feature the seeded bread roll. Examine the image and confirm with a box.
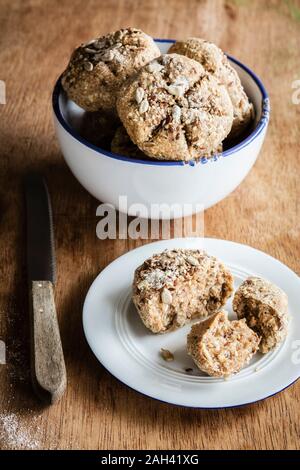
[117,54,233,161]
[169,38,254,139]
[233,277,289,353]
[132,249,234,333]
[62,28,160,113]
[187,311,260,377]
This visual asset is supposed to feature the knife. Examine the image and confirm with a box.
[25,173,66,404]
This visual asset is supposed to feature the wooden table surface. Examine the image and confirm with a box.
[0,0,299,450]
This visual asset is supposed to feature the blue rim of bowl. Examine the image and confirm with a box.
[52,38,270,167]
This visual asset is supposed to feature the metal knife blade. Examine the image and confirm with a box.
[25,173,56,283]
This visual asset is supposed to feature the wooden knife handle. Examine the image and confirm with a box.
[30,280,66,404]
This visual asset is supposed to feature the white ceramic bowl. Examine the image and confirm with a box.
[52,39,270,219]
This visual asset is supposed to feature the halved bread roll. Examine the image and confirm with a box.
[132,249,233,333]
[187,310,260,377]
[233,277,289,353]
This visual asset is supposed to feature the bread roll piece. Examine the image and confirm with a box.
[132,249,233,333]
[187,310,260,377]
[233,277,289,353]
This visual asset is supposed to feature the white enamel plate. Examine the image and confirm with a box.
[83,238,300,408]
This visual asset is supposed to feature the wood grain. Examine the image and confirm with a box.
[0,0,299,450]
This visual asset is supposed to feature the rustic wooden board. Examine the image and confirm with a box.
[0,0,299,450]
